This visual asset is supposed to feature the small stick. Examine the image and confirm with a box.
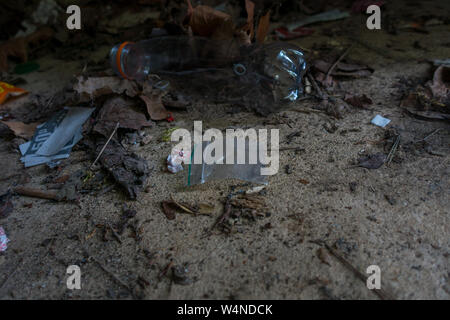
[14,187,60,201]
[422,128,443,142]
[326,45,353,79]
[90,255,134,294]
[90,122,119,169]
[323,243,394,300]
[158,261,174,280]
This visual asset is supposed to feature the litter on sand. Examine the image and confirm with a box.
[0,226,9,252]
[371,115,391,128]
[19,107,94,167]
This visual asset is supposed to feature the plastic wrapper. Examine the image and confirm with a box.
[187,138,269,186]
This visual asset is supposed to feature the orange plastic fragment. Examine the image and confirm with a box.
[0,82,27,105]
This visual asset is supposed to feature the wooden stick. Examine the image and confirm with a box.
[14,187,60,201]
[326,45,353,79]
[323,243,395,300]
[90,122,119,169]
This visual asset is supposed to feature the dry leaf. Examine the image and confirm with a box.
[161,201,177,220]
[186,3,235,39]
[256,10,271,43]
[299,179,310,185]
[94,96,152,136]
[140,94,169,121]
[74,76,139,101]
[344,94,373,109]
[1,121,39,139]
[245,0,255,39]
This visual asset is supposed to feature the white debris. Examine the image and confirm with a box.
[371,115,391,128]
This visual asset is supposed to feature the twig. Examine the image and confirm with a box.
[88,254,135,297]
[90,122,119,169]
[203,195,233,238]
[326,45,353,79]
[14,187,60,201]
[322,242,394,300]
[158,261,174,280]
[418,128,444,142]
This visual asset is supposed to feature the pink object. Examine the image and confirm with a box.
[351,0,385,13]
[0,227,9,252]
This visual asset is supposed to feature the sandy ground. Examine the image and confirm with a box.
[0,1,449,300]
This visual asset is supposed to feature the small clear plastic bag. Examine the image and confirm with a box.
[187,138,269,186]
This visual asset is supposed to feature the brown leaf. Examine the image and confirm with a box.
[299,179,310,185]
[74,76,139,101]
[140,94,169,121]
[1,121,39,139]
[245,0,255,39]
[344,94,373,109]
[94,96,152,136]
[187,4,235,39]
[161,201,177,220]
[256,10,271,43]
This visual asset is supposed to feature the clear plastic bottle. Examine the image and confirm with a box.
[110,36,307,103]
